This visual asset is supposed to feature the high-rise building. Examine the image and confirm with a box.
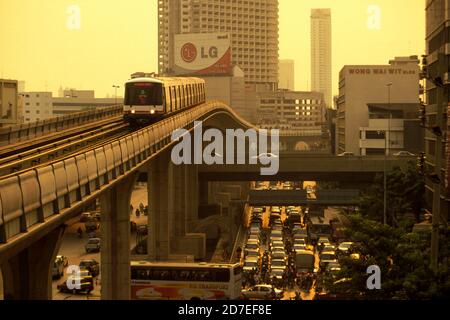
[278,59,295,91]
[337,56,421,156]
[424,0,450,219]
[158,0,279,89]
[311,8,332,108]
[0,79,20,126]
[19,92,53,122]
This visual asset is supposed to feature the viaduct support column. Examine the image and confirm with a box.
[100,173,137,300]
[1,226,65,300]
[185,164,199,232]
[148,153,170,261]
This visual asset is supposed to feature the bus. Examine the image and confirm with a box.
[308,216,332,242]
[130,261,243,300]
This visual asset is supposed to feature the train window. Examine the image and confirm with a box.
[187,84,191,106]
[125,82,163,106]
[194,84,197,104]
[168,86,173,112]
[170,87,178,111]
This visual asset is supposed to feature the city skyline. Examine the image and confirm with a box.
[0,1,425,98]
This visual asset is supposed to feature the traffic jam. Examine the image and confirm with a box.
[240,181,359,300]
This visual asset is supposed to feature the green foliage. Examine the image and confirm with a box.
[325,213,450,299]
[358,161,425,226]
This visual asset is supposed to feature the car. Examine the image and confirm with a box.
[243,258,260,272]
[249,226,260,235]
[294,238,306,246]
[79,259,100,277]
[248,234,260,243]
[270,268,285,280]
[271,229,283,237]
[84,217,100,233]
[271,207,281,214]
[271,258,286,269]
[270,238,283,246]
[249,222,261,230]
[57,275,94,294]
[250,216,263,225]
[338,152,354,157]
[85,238,101,253]
[52,258,65,279]
[319,251,338,269]
[241,284,283,300]
[293,244,307,251]
[323,245,337,252]
[318,237,331,247]
[293,233,308,242]
[246,249,260,259]
[271,250,287,261]
[326,261,341,273]
[338,242,354,254]
[56,255,69,268]
[137,225,148,235]
[93,212,101,221]
[245,241,260,254]
[271,225,283,232]
[252,207,264,214]
[79,212,92,222]
[394,151,415,156]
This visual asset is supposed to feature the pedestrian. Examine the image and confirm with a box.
[136,208,140,218]
[77,227,83,238]
[130,204,134,215]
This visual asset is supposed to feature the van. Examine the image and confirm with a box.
[295,250,315,273]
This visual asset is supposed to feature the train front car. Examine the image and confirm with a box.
[123,77,165,125]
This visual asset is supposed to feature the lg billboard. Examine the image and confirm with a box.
[174,33,232,76]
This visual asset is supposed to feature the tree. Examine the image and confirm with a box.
[325,213,450,299]
[358,161,425,226]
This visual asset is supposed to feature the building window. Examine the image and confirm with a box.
[365,131,386,140]
[366,148,385,155]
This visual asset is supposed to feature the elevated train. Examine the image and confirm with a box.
[123,75,206,124]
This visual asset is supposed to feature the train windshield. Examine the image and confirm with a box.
[125,82,163,106]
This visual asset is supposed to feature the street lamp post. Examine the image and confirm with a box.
[384,83,393,225]
[112,85,120,105]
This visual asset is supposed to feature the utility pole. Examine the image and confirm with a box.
[430,52,445,273]
[112,85,120,105]
[383,83,392,225]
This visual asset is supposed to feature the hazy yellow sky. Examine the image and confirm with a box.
[0,0,425,97]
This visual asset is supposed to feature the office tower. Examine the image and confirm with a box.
[158,0,279,89]
[424,0,450,220]
[278,59,295,91]
[337,56,421,156]
[311,8,332,108]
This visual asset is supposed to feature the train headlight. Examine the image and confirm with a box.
[150,110,155,114]
[131,110,136,114]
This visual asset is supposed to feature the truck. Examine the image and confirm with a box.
[295,250,315,274]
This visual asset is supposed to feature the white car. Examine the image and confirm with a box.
[271,250,286,260]
[243,258,260,272]
[394,151,415,156]
[270,259,287,271]
[241,285,283,300]
[338,242,354,254]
